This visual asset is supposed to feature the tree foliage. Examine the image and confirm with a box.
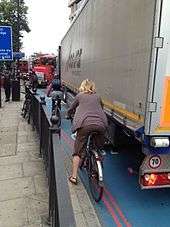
[0,0,30,51]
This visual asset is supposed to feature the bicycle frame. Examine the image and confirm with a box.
[81,133,104,202]
[86,134,103,181]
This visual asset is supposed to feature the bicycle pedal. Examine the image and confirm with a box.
[100,150,106,156]
[99,180,104,187]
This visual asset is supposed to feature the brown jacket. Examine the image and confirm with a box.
[68,92,108,133]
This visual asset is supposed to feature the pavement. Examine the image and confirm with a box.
[0,89,101,227]
[0,92,49,227]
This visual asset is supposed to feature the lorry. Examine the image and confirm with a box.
[60,0,170,189]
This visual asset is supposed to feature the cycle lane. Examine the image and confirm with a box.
[61,117,170,227]
[37,89,170,227]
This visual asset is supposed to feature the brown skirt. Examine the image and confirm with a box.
[73,124,106,158]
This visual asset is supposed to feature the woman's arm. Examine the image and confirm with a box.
[67,95,79,117]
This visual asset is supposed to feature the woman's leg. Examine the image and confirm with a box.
[94,126,106,149]
[70,128,88,180]
[71,155,81,179]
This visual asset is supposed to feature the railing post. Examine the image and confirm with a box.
[39,96,46,156]
[48,124,60,226]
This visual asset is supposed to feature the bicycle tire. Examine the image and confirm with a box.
[79,156,88,169]
[79,158,84,169]
[54,106,61,127]
[22,109,27,118]
[88,152,103,202]
[22,101,28,118]
[27,103,31,124]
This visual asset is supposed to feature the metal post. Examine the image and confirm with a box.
[11,0,21,101]
[0,72,1,108]
[16,0,20,80]
[17,0,20,65]
[58,46,61,81]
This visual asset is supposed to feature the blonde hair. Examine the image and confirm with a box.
[79,79,96,93]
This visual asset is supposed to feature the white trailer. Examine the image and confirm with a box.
[60,0,170,189]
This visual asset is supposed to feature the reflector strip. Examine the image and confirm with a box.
[63,80,144,123]
[160,77,170,127]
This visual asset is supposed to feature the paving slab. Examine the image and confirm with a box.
[0,122,19,127]
[23,161,45,177]
[0,177,35,202]
[18,130,38,137]
[0,198,27,227]
[0,163,23,180]
[18,124,34,132]
[0,133,17,144]
[28,152,42,162]
[17,143,39,152]
[0,126,18,133]
[0,152,30,165]
[23,224,42,227]
[23,224,49,227]
[25,194,48,224]
[18,135,39,144]
[0,143,16,157]
[34,175,48,194]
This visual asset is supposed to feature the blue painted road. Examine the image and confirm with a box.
[37,89,170,227]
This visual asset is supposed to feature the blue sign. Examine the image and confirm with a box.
[13,52,25,59]
[0,26,13,61]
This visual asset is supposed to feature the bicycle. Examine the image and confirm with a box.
[50,95,61,128]
[80,132,104,202]
[21,87,32,124]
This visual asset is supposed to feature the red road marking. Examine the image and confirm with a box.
[102,196,122,227]
[104,188,131,227]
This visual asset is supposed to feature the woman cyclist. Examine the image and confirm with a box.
[67,79,108,184]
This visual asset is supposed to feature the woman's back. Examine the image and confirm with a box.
[72,92,108,132]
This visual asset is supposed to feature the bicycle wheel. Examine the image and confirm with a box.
[55,107,61,127]
[27,101,31,124]
[79,156,88,169]
[88,152,103,202]
[22,100,28,118]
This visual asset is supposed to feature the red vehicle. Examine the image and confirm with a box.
[32,54,56,86]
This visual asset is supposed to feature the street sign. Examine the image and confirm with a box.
[149,155,161,169]
[0,26,13,61]
[13,52,25,59]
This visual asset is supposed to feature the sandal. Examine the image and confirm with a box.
[69,176,78,185]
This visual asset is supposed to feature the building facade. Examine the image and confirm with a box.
[68,0,85,21]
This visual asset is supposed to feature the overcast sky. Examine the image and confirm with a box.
[22,0,70,57]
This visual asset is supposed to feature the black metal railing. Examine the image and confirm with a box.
[40,106,51,173]
[27,89,76,227]
[31,94,40,133]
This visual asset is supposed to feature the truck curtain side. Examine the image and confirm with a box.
[61,0,170,188]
